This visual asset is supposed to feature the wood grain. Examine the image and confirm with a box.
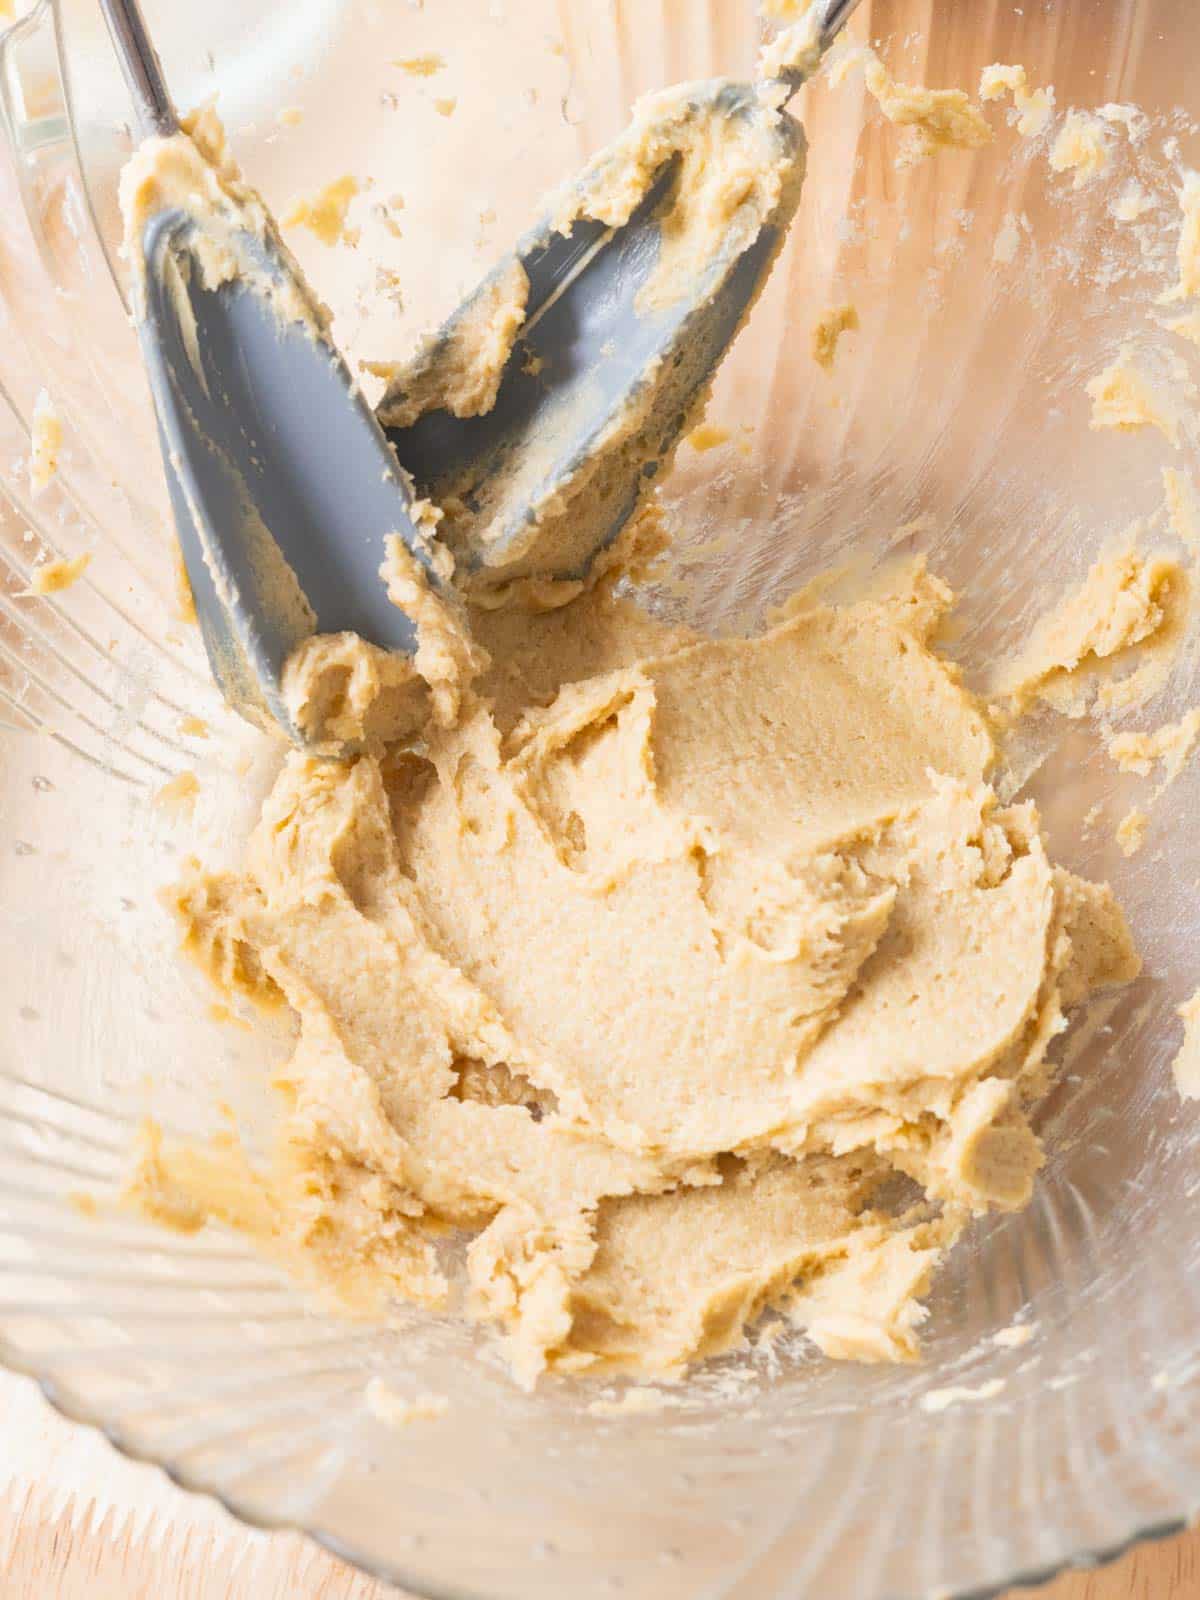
[0,1481,1194,1600]
[1022,1530,1200,1599]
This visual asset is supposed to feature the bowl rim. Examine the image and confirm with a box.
[2,1,1197,1595]
[1,1324,1193,1600]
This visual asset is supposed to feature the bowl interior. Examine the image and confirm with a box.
[1,1,1199,1596]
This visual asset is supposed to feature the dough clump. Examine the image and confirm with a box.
[1049,110,1112,189]
[992,541,1189,717]
[1086,347,1180,444]
[811,303,859,370]
[284,175,361,246]
[138,558,1139,1385]
[282,540,484,752]
[29,388,63,495]
[1107,709,1200,787]
[858,49,992,165]
[27,553,89,595]
[979,63,1055,139]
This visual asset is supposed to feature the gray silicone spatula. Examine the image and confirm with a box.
[102,0,859,741]
[101,0,437,745]
[377,0,863,603]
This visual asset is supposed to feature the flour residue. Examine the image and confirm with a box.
[1172,992,1200,1100]
[920,1378,1006,1413]
[364,1379,449,1427]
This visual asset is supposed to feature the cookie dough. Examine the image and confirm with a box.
[992,541,1189,717]
[857,49,992,164]
[1114,181,1154,224]
[136,552,1138,1384]
[26,552,90,595]
[28,388,62,495]
[126,47,1148,1389]
[811,302,859,370]
[371,76,806,603]
[364,1380,448,1426]
[1049,111,1112,189]
[1116,807,1148,856]
[1086,347,1180,443]
[758,5,823,81]
[979,63,1055,139]
[281,539,482,752]
[364,258,529,430]
[283,174,361,246]
[1107,709,1200,786]
[392,55,445,79]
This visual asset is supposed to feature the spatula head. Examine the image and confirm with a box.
[378,81,806,603]
[134,210,428,740]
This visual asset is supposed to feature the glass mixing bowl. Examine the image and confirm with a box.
[1,0,1199,1595]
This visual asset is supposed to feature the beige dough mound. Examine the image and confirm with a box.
[136,560,1138,1386]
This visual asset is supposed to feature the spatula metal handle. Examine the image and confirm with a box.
[769,0,866,97]
[98,0,178,138]
[819,0,865,48]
